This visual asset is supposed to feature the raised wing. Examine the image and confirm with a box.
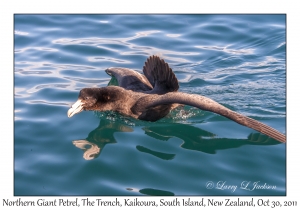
[143,55,179,94]
[106,67,153,92]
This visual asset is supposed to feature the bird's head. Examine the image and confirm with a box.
[67,87,125,118]
[67,88,100,118]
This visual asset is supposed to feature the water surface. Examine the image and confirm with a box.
[14,14,286,196]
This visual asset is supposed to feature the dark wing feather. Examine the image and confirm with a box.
[143,55,179,94]
[145,92,286,143]
[106,67,153,92]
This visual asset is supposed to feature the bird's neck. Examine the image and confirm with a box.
[96,86,141,117]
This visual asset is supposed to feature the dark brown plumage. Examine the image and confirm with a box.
[68,55,286,143]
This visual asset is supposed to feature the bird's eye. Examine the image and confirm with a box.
[85,97,90,100]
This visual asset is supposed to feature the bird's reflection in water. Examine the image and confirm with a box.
[142,124,279,154]
[73,119,133,160]
[136,145,176,160]
[126,187,174,196]
[72,117,279,160]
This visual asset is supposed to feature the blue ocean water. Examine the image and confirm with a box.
[14,14,286,196]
